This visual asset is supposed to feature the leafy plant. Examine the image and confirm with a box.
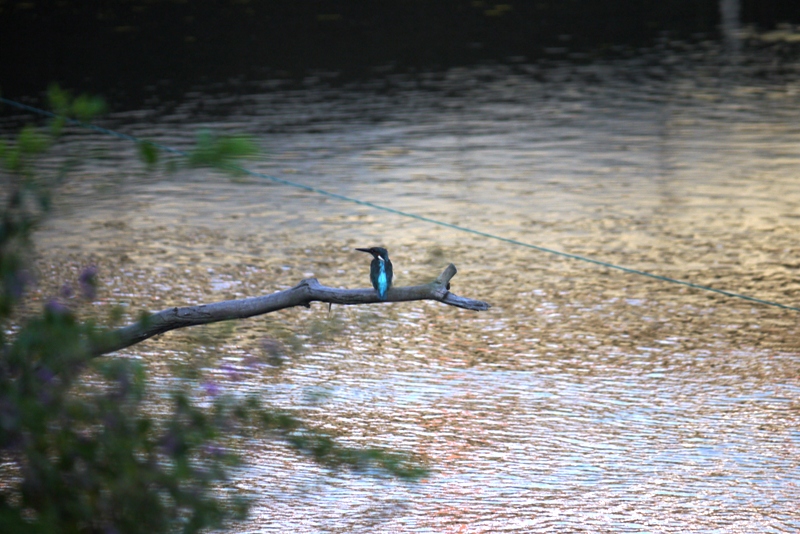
[0,88,426,534]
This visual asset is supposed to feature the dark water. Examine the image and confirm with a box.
[4,27,800,533]
[0,0,723,105]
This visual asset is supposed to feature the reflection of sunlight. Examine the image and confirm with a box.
[18,39,800,533]
[744,23,800,43]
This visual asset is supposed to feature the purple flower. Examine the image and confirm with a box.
[115,371,131,396]
[60,283,74,298]
[243,355,261,368]
[202,381,220,397]
[7,269,33,299]
[260,338,284,357]
[35,366,55,384]
[221,363,241,381]
[37,389,54,406]
[161,431,180,456]
[260,338,286,366]
[103,413,119,430]
[204,444,225,457]
[45,299,70,315]
[79,265,98,300]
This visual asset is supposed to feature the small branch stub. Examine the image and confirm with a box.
[91,263,490,357]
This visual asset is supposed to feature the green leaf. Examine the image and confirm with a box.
[138,141,159,167]
[46,84,106,122]
[187,130,257,171]
[215,136,258,159]
[71,94,106,121]
[3,146,20,171]
[47,84,71,115]
[108,304,125,325]
[137,310,153,329]
[49,116,66,137]
[18,125,50,154]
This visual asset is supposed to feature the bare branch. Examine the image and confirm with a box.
[90,263,490,357]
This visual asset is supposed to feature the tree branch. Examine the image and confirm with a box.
[90,263,490,357]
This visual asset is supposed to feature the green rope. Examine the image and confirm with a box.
[2,96,797,312]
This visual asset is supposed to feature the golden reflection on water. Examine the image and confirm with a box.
[13,52,800,531]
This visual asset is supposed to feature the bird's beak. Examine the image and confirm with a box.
[355,248,372,254]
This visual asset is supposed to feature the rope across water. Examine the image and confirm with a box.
[2,96,797,313]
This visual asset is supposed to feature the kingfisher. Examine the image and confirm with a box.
[356,247,393,300]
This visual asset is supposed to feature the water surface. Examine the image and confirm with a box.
[6,38,800,532]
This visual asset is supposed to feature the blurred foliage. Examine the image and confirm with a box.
[187,130,258,173]
[47,84,107,136]
[138,139,159,168]
[135,129,257,175]
[308,313,345,343]
[0,90,426,534]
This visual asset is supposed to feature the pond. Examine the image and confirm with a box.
[4,33,800,533]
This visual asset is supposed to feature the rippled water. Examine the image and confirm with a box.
[6,37,800,532]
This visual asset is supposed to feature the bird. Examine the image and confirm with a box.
[356,247,393,300]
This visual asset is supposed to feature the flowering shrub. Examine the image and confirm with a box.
[0,88,424,534]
